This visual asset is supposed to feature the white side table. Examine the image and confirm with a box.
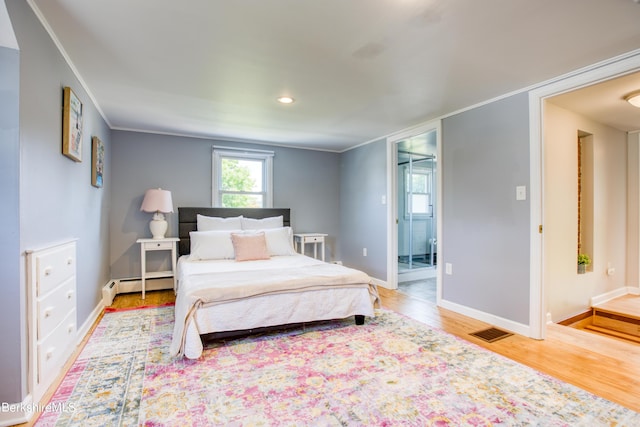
[136,237,179,299]
[293,233,328,261]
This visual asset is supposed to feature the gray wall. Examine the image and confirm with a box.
[339,139,388,280]
[0,44,21,404]
[2,0,539,406]
[441,93,531,324]
[110,131,341,278]
[6,0,112,402]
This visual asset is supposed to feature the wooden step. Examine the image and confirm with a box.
[584,324,640,343]
[591,295,640,339]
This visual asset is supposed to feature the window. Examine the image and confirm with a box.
[405,168,433,216]
[212,147,273,208]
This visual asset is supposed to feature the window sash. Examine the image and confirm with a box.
[405,169,433,217]
[212,148,273,208]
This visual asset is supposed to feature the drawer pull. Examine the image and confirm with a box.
[67,257,73,265]
[67,290,74,299]
[46,347,55,360]
[44,266,53,276]
[44,307,53,318]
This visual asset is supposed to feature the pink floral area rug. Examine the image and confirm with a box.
[35,306,639,426]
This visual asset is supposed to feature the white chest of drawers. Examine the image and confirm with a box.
[27,240,78,403]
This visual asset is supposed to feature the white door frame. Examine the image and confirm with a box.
[528,49,640,339]
[386,120,442,299]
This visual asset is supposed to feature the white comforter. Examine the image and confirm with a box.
[170,254,376,358]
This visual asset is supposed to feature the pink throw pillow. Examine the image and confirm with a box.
[231,232,270,262]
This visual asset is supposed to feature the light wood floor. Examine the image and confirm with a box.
[379,288,640,413]
[594,294,640,319]
[19,288,640,426]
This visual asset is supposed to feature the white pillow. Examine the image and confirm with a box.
[197,214,243,231]
[189,230,238,260]
[263,227,296,256]
[241,215,283,230]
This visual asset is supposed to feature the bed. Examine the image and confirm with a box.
[170,207,379,359]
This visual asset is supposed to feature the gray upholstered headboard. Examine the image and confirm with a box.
[178,207,291,256]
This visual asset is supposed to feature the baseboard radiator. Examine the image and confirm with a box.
[102,280,118,306]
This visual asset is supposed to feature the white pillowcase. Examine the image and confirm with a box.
[262,227,296,256]
[241,215,283,230]
[197,214,243,231]
[189,230,238,260]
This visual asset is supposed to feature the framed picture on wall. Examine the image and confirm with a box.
[91,136,104,188]
[62,86,83,162]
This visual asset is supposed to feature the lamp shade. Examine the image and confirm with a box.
[140,188,173,213]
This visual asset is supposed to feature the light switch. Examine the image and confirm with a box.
[516,185,526,201]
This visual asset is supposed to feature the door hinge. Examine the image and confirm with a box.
[538,224,543,234]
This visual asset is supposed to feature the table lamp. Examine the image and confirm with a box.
[140,188,173,239]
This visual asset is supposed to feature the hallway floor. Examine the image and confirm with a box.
[397,277,436,303]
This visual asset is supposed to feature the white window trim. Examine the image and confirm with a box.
[404,167,433,218]
[212,146,274,208]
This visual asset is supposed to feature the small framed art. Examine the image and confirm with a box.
[62,86,83,162]
[91,136,104,188]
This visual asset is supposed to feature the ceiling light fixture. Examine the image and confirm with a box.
[277,96,295,104]
[624,91,640,108]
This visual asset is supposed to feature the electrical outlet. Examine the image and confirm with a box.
[363,248,367,257]
[445,263,452,275]
[516,185,526,201]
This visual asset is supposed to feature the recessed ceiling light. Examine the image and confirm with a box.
[624,91,640,108]
[277,96,295,104]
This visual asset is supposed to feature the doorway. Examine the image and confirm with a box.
[528,52,640,339]
[394,129,438,301]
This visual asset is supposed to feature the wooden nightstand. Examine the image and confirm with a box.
[136,237,179,299]
[293,233,328,261]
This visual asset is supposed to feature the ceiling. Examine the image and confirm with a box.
[29,0,640,152]
[547,71,640,132]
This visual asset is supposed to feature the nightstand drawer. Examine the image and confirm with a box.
[144,241,174,250]
[293,233,328,261]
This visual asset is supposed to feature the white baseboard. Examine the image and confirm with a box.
[78,299,105,345]
[590,286,640,307]
[101,278,174,307]
[438,298,531,337]
[116,277,174,294]
[370,276,389,289]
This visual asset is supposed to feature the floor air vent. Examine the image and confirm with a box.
[470,327,513,343]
